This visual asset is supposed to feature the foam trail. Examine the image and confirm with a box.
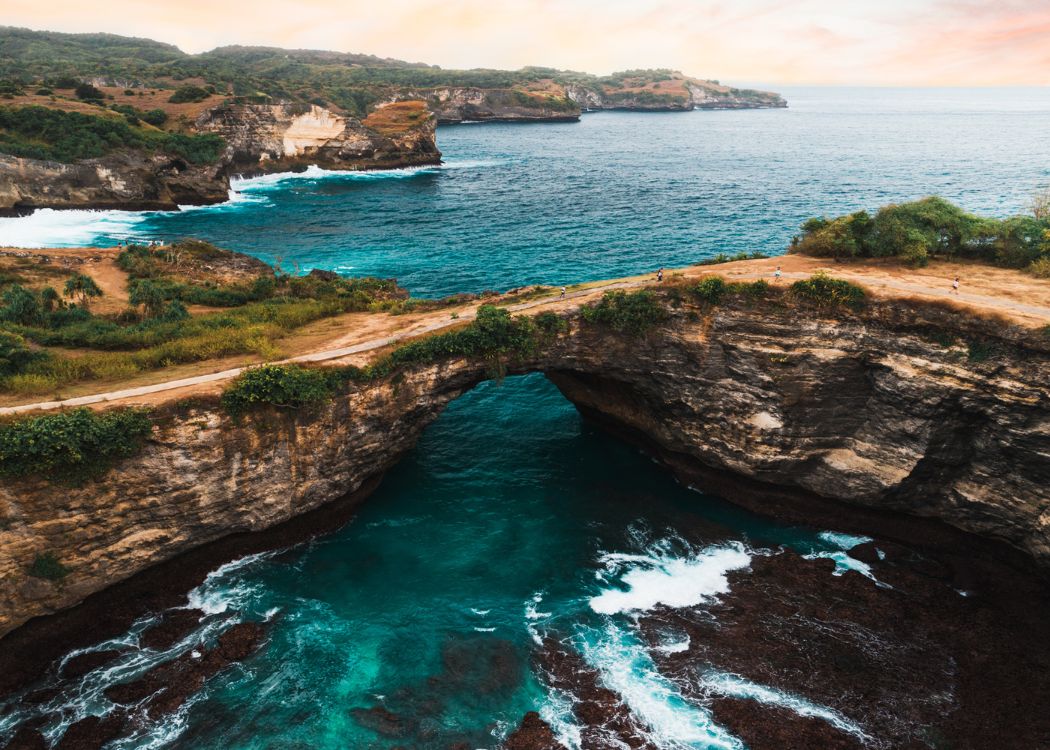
[589,541,751,615]
[701,672,872,743]
[0,208,147,248]
[805,530,882,582]
[579,623,744,750]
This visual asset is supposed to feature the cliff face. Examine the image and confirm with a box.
[397,88,581,124]
[1,301,1047,639]
[0,101,440,214]
[195,101,441,173]
[0,152,229,216]
[564,76,787,112]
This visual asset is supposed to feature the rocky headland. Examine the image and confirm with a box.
[0,100,440,215]
[0,268,1048,746]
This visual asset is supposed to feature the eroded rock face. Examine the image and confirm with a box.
[0,101,440,214]
[195,101,440,173]
[0,152,228,215]
[0,300,1047,647]
[398,88,581,124]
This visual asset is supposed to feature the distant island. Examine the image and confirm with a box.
[0,27,786,214]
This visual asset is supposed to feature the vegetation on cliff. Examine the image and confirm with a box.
[0,406,152,482]
[793,196,1050,275]
[580,290,667,334]
[0,105,224,163]
[222,305,566,414]
[0,241,409,395]
[0,27,782,119]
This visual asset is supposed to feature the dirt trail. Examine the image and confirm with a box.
[1,255,1047,416]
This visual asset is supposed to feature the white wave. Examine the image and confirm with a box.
[818,531,873,550]
[579,623,744,750]
[231,162,441,191]
[803,530,888,583]
[186,551,276,615]
[0,208,147,248]
[654,634,692,655]
[474,627,497,632]
[589,541,751,615]
[470,608,491,616]
[524,592,551,646]
[700,671,872,743]
[538,686,583,750]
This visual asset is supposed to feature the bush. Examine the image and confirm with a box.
[221,363,335,415]
[0,106,223,163]
[692,276,729,304]
[74,82,104,100]
[581,290,666,335]
[0,407,153,482]
[141,108,168,126]
[789,272,866,309]
[0,331,47,376]
[168,85,210,103]
[28,552,70,581]
[794,197,1050,271]
[1028,257,1050,279]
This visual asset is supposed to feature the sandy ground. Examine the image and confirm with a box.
[1,250,1048,415]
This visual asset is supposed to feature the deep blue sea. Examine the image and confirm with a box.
[3,87,1049,297]
[2,88,1049,748]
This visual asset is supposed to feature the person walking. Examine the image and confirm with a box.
[774,265,782,283]
[951,276,960,295]
[560,286,566,298]
[657,268,664,283]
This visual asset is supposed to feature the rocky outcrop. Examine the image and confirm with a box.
[0,151,229,216]
[0,101,440,214]
[394,88,580,124]
[564,76,787,112]
[0,297,1047,642]
[195,101,440,173]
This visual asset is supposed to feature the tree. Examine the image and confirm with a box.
[40,286,62,312]
[129,279,166,318]
[0,284,42,325]
[63,273,103,309]
[74,82,104,101]
[1031,187,1050,221]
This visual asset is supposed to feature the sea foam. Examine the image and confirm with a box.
[589,540,751,615]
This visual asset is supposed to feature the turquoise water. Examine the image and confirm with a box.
[2,88,1049,746]
[1,375,875,749]
[3,88,1049,297]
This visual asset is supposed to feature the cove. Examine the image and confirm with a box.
[3,374,1050,749]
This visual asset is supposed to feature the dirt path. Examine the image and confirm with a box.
[1,256,1047,416]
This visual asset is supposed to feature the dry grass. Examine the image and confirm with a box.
[362,101,430,135]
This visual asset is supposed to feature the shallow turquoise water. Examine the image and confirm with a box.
[2,89,1048,747]
[3,88,1049,297]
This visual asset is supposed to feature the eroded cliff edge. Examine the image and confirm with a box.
[0,101,440,215]
[1,296,1047,644]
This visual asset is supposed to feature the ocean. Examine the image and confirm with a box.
[2,87,1049,748]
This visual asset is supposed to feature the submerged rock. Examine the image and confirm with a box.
[138,608,204,651]
[502,711,567,750]
[60,649,125,679]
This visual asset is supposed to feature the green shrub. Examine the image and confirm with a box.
[28,552,70,581]
[789,272,866,309]
[580,290,666,335]
[0,407,153,482]
[74,82,103,100]
[221,363,335,415]
[1,331,47,372]
[692,276,729,304]
[0,106,223,163]
[141,108,168,126]
[168,85,210,103]
[794,197,1050,271]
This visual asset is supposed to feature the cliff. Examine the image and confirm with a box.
[0,101,440,214]
[0,151,229,215]
[399,88,580,124]
[195,101,440,174]
[0,295,1047,641]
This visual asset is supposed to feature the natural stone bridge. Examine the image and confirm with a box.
[2,292,1048,669]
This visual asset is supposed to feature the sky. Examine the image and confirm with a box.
[3,0,1049,85]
